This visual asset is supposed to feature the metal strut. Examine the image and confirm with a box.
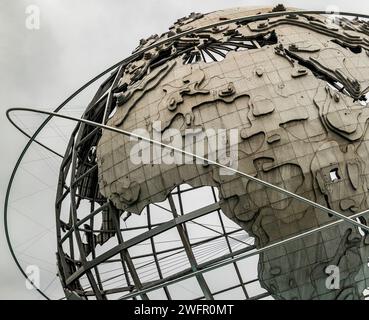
[6,9,369,299]
[9,107,369,234]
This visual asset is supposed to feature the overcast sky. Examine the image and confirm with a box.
[1,0,369,300]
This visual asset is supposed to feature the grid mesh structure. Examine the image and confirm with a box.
[57,184,269,300]
[54,17,273,298]
[6,7,369,300]
[55,7,369,300]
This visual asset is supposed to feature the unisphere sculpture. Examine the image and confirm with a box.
[56,5,369,300]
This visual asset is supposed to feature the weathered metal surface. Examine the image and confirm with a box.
[96,6,369,299]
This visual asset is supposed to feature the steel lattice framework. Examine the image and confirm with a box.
[54,68,265,300]
[5,7,369,300]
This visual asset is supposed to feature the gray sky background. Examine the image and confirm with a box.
[1,0,369,300]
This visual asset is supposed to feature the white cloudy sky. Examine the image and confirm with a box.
[1,0,369,300]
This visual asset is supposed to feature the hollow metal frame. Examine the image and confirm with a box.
[7,106,369,299]
[5,9,369,300]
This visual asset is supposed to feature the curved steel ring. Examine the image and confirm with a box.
[5,9,369,300]
[7,107,369,299]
